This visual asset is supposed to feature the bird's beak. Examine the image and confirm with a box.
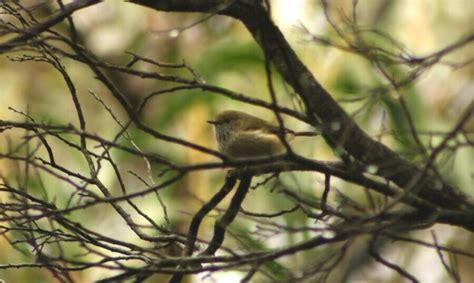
[207,120,218,125]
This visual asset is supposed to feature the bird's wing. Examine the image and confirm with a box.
[237,115,292,136]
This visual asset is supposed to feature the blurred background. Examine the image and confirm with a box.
[0,0,473,282]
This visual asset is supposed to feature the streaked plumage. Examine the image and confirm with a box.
[207,110,296,158]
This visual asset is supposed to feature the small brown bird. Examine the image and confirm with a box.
[207,110,317,159]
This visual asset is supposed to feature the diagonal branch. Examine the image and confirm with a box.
[129,0,474,230]
[169,174,250,283]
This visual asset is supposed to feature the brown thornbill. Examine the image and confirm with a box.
[207,110,318,159]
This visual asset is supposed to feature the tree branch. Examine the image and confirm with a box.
[129,0,474,230]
